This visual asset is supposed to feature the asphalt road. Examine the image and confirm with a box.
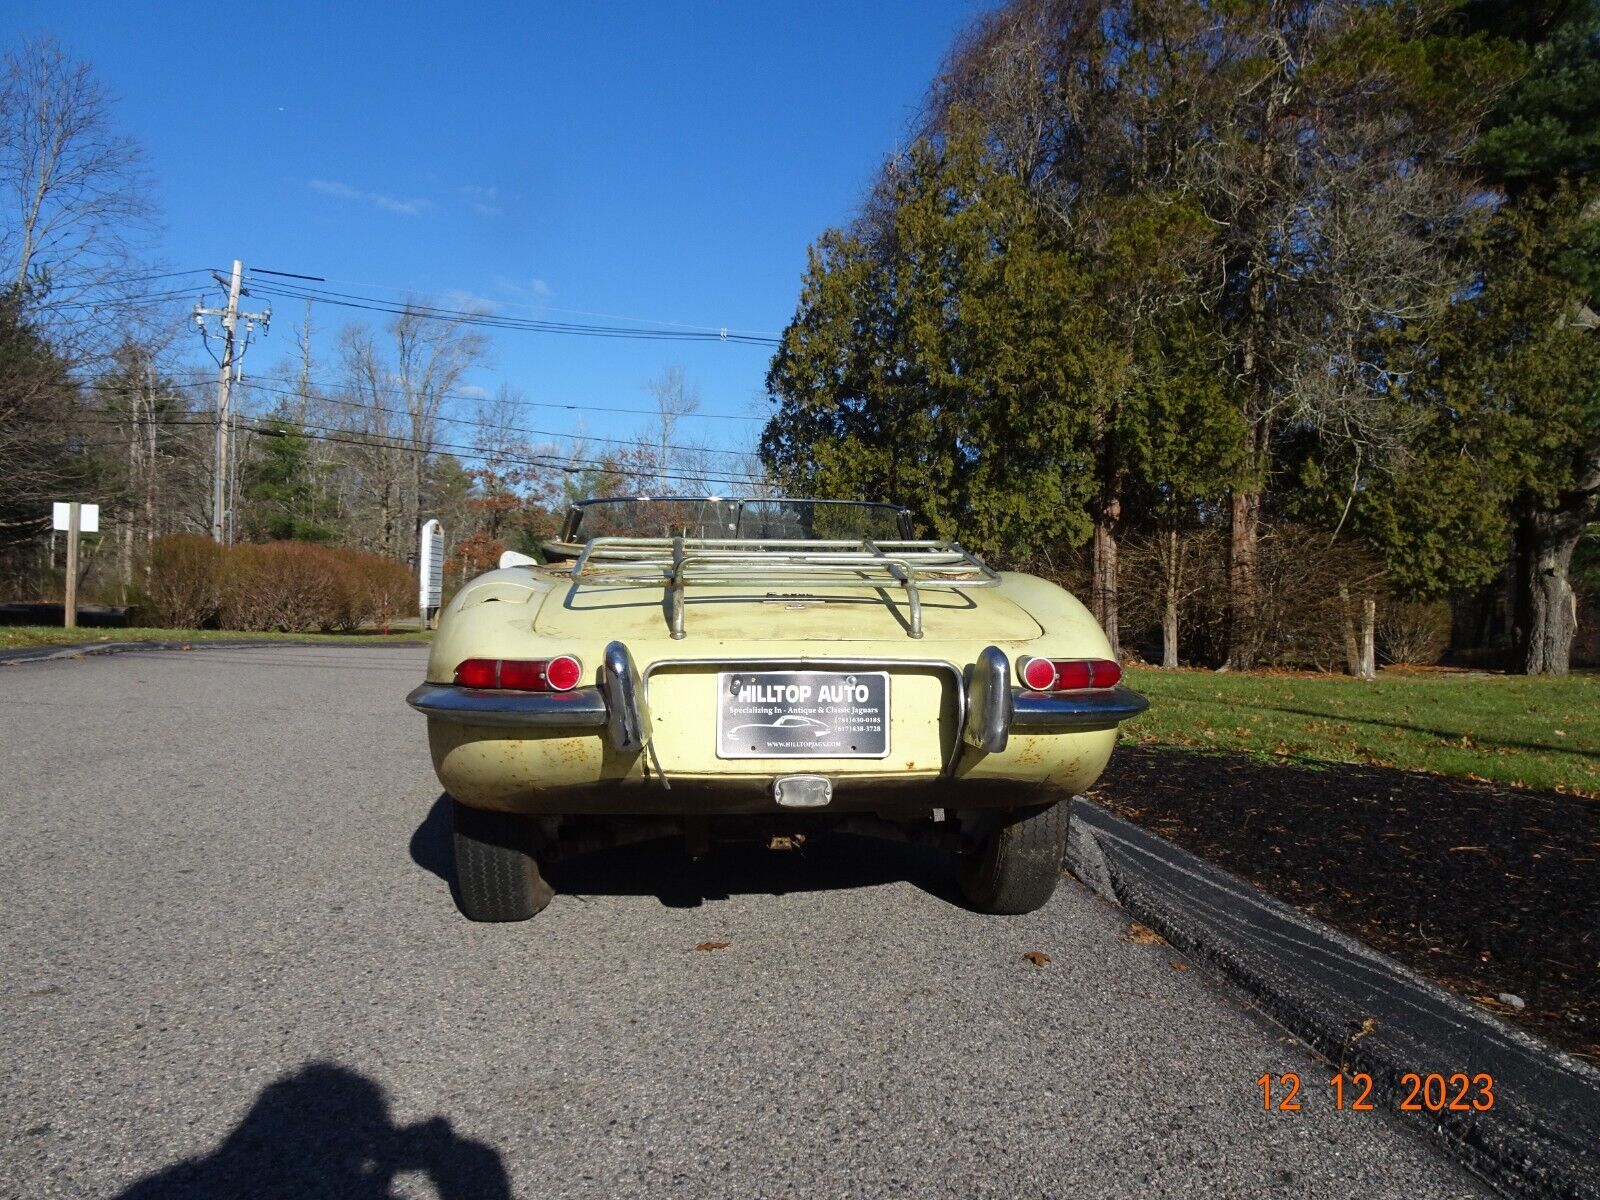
[0,645,1489,1199]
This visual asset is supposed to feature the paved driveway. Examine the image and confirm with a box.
[0,645,1487,1198]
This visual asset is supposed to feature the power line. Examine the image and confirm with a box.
[77,374,765,458]
[73,374,768,428]
[244,279,781,346]
[229,378,759,459]
[284,270,780,338]
[21,265,784,350]
[49,410,772,489]
[235,373,770,423]
[37,286,212,311]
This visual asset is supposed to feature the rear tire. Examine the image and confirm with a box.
[956,801,1069,915]
[451,800,554,922]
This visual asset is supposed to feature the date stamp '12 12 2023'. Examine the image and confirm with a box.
[1259,1072,1495,1113]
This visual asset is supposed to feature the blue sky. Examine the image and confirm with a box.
[12,1,988,475]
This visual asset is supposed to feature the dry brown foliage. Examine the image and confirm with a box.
[145,536,413,633]
[143,534,225,628]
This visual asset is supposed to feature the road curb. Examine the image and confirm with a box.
[0,639,427,666]
[1067,797,1600,1200]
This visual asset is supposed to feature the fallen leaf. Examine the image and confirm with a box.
[1170,960,1190,971]
[692,941,730,952]
[1124,921,1166,946]
[1022,951,1050,967]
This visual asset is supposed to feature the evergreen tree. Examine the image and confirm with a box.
[763,129,1104,562]
[1433,0,1600,673]
[239,419,336,544]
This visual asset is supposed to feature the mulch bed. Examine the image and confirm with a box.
[1089,745,1600,1063]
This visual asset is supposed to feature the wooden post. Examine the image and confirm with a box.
[64,501,80,629]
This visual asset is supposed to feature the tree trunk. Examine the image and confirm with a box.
[1339,585,1361,676]
[1090,491,1122,658]
[1514,504,1587,676]
[1226,185,1273,673]
[410,448,424,569]
[1161,529,1179,669]
[119,519,132,603]
[380,479,394,559]
[1225,485,1261,669]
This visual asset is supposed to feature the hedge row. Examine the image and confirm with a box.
[145,535,415,632]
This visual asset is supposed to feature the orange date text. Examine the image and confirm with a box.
[1256,1072,1494,1113]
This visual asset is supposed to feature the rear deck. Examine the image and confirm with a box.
[562,537,1001,640]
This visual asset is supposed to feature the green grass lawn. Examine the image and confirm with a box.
[0,625,431,650]
[1123,667,1600,796]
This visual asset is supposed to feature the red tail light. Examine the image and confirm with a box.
[453,656,583,692]
[1020,656,1058,690]
[1017,657,1121,691]
[453,658,498,689]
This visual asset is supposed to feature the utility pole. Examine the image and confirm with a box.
[194,261,270,543]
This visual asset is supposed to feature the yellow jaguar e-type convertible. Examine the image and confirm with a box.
[408,497,1146,921]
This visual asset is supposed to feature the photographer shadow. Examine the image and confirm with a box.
[114,1062,511,1199]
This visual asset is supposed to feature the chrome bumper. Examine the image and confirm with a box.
[410,643,1147,747]
[960,648,1147,754]
[405,683,608,729]
[1011,685,1149,730]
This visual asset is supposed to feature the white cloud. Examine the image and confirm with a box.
[308,179,430,217]
[442,289,499,315]
[493,276,555,305]
[309,178,361,201]
[372,193,431,216]
[459,184,502,217]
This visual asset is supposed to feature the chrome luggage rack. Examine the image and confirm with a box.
[568,537,1000,640]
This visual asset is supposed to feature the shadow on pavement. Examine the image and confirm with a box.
[409,792,960,911]
[112,1062,511,1199]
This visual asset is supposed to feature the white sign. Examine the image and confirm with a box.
[419,519,444,612]
[52,502,99,533]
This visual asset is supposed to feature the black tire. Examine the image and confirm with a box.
[956,801,1070,915]
[451,800,554,922]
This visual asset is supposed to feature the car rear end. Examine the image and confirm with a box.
[412,572,1144,815]
[405,496,1149,921]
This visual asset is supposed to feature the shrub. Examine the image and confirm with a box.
[145,534,225,628]
[226,542,415,632]
[1118,523,1387,670]
[91,536,416,633]
[1378,599,1452,665]
[328,549,415,632]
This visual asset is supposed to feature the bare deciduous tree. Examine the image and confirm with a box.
[335,304,488,561]
[644,365,701,492]
[0,36,154,332]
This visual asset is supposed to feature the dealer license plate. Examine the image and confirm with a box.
[716,670,890,759]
